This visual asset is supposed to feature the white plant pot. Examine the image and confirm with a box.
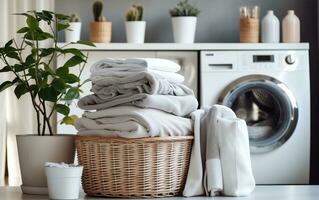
[125,21,146,43]
[45,166,83,200]
[65,22,82,43]
[16,135,75,195]
[172,16,197,43]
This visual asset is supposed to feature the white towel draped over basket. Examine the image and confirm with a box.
[183,105,255,197]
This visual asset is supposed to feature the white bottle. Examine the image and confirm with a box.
[261,10,280,43]
[282,10,300,43]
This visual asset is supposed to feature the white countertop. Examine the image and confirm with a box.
[1,185,319,200]
[57,43,309,51]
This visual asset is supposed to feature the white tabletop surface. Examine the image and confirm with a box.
[0,185,319,200]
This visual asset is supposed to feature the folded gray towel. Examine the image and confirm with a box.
[78,71,197,116]
[91,71,191,96]
[78,94,198,117]
[75,106,193,138]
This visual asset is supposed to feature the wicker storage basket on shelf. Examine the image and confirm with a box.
[75,136,193,198]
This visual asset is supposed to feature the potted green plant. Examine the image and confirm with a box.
[169,0,200,43]
[125,4,146,43]
[65,13,82,42]
[0,10,94,194]
[90,0,112,43]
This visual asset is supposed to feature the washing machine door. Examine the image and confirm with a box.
[218,75,298,153]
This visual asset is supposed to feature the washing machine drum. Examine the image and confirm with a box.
[219,75,298,153]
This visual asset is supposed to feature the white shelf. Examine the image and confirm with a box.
[57,42,309,51]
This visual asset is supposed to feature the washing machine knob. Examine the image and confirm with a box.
[285,55,296,65]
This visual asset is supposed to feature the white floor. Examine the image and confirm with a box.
[0,185,319,200]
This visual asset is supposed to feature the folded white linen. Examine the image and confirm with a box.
[91,70,185,83]
[78,93,198,116]
[90,58,181,74]
[133,58,181,72]
[75,106,193,138]
[91,72,191,97]
[183,105,255,197]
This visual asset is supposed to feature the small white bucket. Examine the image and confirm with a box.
[45,165,83,199]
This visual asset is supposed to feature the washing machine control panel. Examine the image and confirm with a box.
[201,50,308,72]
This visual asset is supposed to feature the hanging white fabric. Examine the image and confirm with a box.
[0,0,55,186]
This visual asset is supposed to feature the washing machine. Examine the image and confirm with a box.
[200,45,310,184]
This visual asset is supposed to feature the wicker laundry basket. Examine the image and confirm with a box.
[75,136,193,198]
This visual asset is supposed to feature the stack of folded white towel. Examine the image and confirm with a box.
[75,58,198,138]
[75,58,255,197]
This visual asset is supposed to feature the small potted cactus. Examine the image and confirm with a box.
[170,0,200,43]
[125,4,146,43]
[90,0,112,43]
[65,13,82,42]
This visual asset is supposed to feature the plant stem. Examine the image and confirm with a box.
[0,54,43,135]
[12,39,43,135]
[41,99,47,135]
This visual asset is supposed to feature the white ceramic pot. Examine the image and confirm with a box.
[65,22,82,42]
[45,165,83,200]
[125,21,146,43]
[171,16,197,43]
[16,135,75,195]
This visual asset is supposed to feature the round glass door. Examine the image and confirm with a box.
[218,75,298,153]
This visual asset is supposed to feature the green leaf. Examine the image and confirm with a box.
[0,81,13,92]
[75,40,96,47]
[63,56,84,68]
[38,76,48,89]
[26,15,39,30]
[13,13,30,17]
[42,10,53,19]
[38,32,54,40]
[5,40,13,48]
[3,46,16,54]
[6,52,20,60]
[40,48,55,57]
[61,115,78,125]
[27,68,36,78]
[57,23,69,31]
[14,83,28,99]
[64,87,80,100]
[57,69,80,83]
[43,63,55,75]
[25,54,35,65]
[51,78,66,93]
[56,66,69,77]
[0,66,12,73]
[55,13,70,20]
[38,86,59,102]
[61,48,85,58]
[63,74,80,83]
[17,27,29,33]
[55,104,70,115]
[13,64,26,72]
[35,10,53,22]
[24,41,33,46]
